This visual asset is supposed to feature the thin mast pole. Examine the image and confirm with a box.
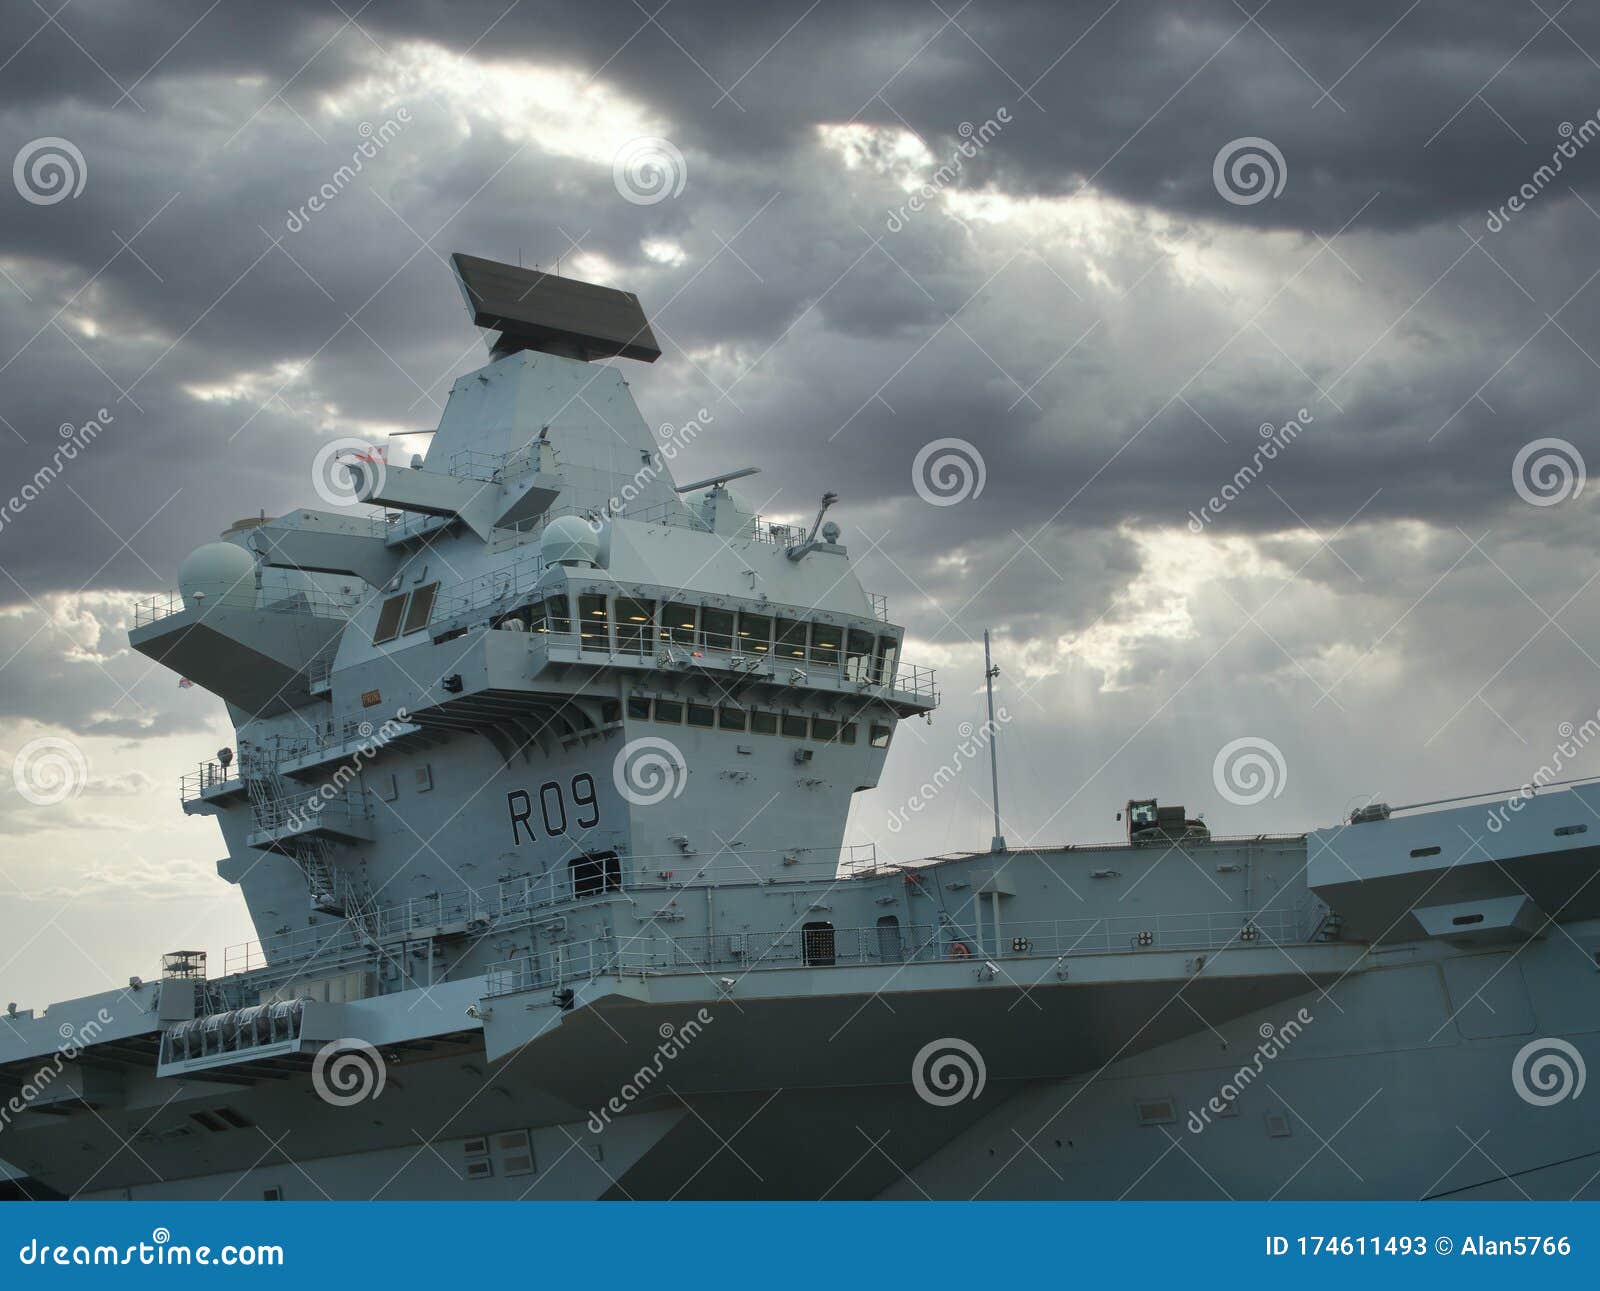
[985,629,1005,853]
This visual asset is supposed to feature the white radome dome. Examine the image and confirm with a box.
[179,542,257,610]
[541,515,602,567]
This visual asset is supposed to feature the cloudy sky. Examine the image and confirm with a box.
[2,0,1599,1007]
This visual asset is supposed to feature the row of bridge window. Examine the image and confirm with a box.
[620,694,892,748]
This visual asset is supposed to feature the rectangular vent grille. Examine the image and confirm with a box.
[1136,1098,1176,1126]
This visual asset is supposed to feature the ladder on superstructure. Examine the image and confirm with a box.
[240,746,379,933]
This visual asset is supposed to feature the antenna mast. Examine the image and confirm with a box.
[985,629,1005,853]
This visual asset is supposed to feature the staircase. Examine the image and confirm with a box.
[240,748,377,929]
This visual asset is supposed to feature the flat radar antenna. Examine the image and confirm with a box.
[451,252,661,363]
[674,467,760,494]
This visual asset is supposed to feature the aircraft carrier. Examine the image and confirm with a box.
[1,254,1596,1200]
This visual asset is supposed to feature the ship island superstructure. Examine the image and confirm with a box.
[2,256,1598,1202]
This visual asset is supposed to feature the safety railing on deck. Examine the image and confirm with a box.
[179,761,240,803]
[220,845,880,976]
[133,581,365,628]
[482,905,1308,997]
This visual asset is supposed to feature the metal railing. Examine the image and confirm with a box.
[507,629,939,702]
[133,581,365,628]
[448,445,536,483]
[482,905,1309,997]
[248,788,371,835]
[220,845,880,976]
[180,761,240,803]
[868,593,888,622]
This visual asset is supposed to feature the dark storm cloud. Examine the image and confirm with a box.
[0,0,1596,684]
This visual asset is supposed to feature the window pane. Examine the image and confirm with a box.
[845,629,875,682]
[661,601,697,646]
[600,700,621,724]
[870,723,892,748]
[750,710,778,735]
[687,703,715,728]
[776,618,808,660]
[626,696,651,720]
[402,583,438,634]
[701,608,734,653]
[579,595,609,651]
[718,706,747,730]
[615,598,654,654]
[544,593,571,635]
[812,716,838,741]
[737,613,771,654]
[655,699,683,724]
[878,636,900,687]
[781,713,808,738]
[839,722,858,745]
[372,594,407,644]
[810,621,840,665]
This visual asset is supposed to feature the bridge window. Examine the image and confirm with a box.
[839,722,858,745]
[655,699,683,724]
[372,594,406,644]
[543,593,571,635]
[781,713,808,738]
[661,602,697,646]
[811,622,841,666]
[812,716,839,741]
[870,724,892,749]
[802,921,836,966]
[737,612,772,654]
[627,696,651,720]
[578,595,609,651]
[701,607,734,652]
[876,636,899,685]
[687,703,715,728]
[750,710,778,735]
[615,598,655,654]
[776,618,808,660]
[402,582,438,635]
[719,706,747,731]
[845,630,875,682]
